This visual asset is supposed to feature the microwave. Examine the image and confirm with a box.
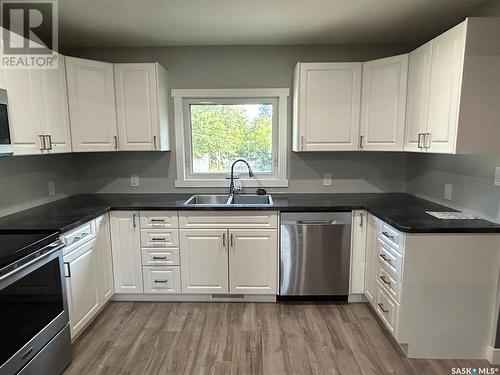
[0,88,12,157]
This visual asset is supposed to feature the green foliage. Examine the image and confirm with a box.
[190,104,273,173]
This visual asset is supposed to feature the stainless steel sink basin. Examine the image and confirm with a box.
[230,194,273,205]
[184,194,231,206]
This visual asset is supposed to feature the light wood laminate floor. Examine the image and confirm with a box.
[65,302,491,375]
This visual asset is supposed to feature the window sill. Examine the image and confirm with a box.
[174,178,289,188]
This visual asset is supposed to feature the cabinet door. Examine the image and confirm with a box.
[350,210,367,294]
[364,214,379,306]
[66,56,118,152]
[114,63,159,151]
[404,41,433,152]
[179,229,228,294]
[95,214,114,304]
[38,54,72,153]
[110,211,143,293]
[228,229,277,294]
[360,55,408,151]
[64,238,100,339]
[427,21,467,154]
[295,62,362,151]
[3,68,44,155]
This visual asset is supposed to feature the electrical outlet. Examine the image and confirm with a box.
[494,167,500,187]
[130,175,140,187]
[323,174,332,186]
[48,181,55,196]
[444,183,453,200]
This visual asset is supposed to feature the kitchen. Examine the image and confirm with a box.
[0,1,499,374]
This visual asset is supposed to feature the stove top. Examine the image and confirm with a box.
[0,232,59,269]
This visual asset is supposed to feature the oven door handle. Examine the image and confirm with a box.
[0,241,65,282]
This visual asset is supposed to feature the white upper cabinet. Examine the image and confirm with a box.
[114,63,170,151]
[293,62,362,151]
[404,41,433,152]
[66,56,118,152]
[360,54,408,151]
[404,18,500,154]
[426,21,467,153]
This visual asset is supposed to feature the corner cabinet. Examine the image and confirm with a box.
[65,56,118,152]
[293,62,362,151]
[404,18,500,154]
[360,54,408,151]
[110,211,143,293]
[114,63,170,151]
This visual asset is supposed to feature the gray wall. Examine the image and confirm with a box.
[0,154,79,217]
[67,44,411,195]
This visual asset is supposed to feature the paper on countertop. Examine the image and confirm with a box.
[426,211,476,220]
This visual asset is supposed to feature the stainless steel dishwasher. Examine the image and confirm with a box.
[280,212,351,300]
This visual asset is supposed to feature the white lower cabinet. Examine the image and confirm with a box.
[64,238,100,339]
[143,266,181,293]
[179,229,229,294]
[95,214,114,304]
[229,230,277,294]
[110,211,143,293]
[364,214,379,306]
[350,210,367,294]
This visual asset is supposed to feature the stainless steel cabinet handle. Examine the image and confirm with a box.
[64,262,71,278]
[424,133,431,149]
[379,275,391,286]
[230,233,234,248]
[132,214,137,227]
[301,136,305,150]
[381,231,395,241]
[222,233,226,247]
[39,135,46,151]
[379,254,392,264]
[45,135,52,150]
[359,135,364,149]
[417,133,423,148]
[154,279,168,283]
[114,135,118,150]
[359,213,363,227]
[378,303,389,314]
[151,237,166,241]
[152,256,167,260]
[150,219,165,223]
[153,136,157,149]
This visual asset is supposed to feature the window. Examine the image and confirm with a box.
[173,89,289,187]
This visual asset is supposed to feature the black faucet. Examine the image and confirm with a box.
[229,159,254,194]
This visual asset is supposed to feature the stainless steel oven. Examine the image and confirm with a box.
[0,238,71,375]
[0,89,12,157]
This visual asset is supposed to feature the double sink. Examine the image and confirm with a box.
[184,194,273,206]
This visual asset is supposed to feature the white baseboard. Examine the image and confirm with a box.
[112,293,277,303]
[348,294,368,303]
[486,346,500,364]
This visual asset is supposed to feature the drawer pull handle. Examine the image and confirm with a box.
[150,219,166,222]
[154,279,168,283]
[151,237,167,241]
[152,256,167,260]
[64,262,71,278]
[378,303,389,314]
[379,254,392,264]
[382,231,395,241]
[379,275,392,286]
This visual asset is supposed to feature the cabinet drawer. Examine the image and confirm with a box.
[143,266,181,294]
[179,211,278,229]
[378,222,404,254]
[377,260,401,302]
[377,239,403,278]
[63,220,96,255]
[140,229,179,247]
[375,281,399,334]
[141,248,180,266]
[140,211,178,229]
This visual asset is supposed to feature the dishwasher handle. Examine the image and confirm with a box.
[296,220,338,225]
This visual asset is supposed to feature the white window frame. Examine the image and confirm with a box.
[172,88,289,188]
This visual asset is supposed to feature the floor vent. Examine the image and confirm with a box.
[211,294,246,299]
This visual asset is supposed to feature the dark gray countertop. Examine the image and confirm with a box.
[0,193,498,234]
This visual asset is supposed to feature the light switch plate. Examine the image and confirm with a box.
[130,175,140,187]
[444,183,453,200]
[323,174,332,186]
[495,167,500,186]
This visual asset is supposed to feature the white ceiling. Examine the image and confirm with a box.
[59,0,490,47]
